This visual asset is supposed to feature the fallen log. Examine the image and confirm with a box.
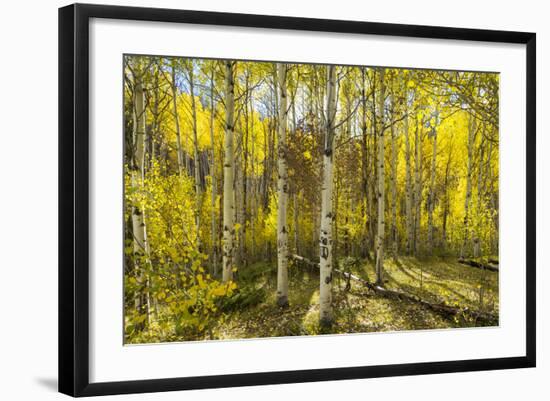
[291,253,319,268]
[290,254,498,322]
[459,259,499,272]
[488,258,499,265]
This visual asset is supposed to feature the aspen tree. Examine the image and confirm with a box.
[222,61,236,282]
[319,65,337,326]
[441,142,453,248]
[170,59,184,175]
[474,128,486,258]
[209,66,218,276]
[460,114,476,260]
[375,68,386,286]
[390,83,398,258]
[360,67,371,260]
[235,120,245,268]
[186,61,202,247]
[250,92,257,260]
[428,107,438,254]
[276,63,290,307]
[402,72,414,255]
[413,112,423,254]
[131,71,151,327]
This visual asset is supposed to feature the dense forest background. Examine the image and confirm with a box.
[124,55,499,343]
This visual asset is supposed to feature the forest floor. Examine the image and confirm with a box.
[211,256,499,340]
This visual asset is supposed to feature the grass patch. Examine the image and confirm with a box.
[206,256,498,341]
[135,256,499,343]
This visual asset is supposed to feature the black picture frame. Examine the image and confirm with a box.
[59,3,536,397]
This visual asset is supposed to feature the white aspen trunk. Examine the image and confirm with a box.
[291,94,297,132]
[413,115,422,254]
[132,78,147,253]
[209,69,218,276]
[170,60,184,175]
[187,62,202,248]
[370,96,378,255]
[234,134,244,268]
[150,62,160,169]
[131,75,150,325]
[359,67,375,261]
[474,129,485,258]
[264,125,271,216]
[442,147,452,249]
[375,69,386,285]
[460,115,476,260]
[319,65,337,326]
[360,68,370,259]
[241,108,249,266]
[222,61,236,283]
[477,137,485,213]
[483,138,496,253]
[390,95,398,258]
[250,95,257,260]
[428,121,438,254]
[401,71,413,255]
[276,63,290,307]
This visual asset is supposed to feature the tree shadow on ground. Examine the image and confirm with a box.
[210,256,499,340]
[215,261,320,338]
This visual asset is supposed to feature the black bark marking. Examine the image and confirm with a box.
[320,246,329,260]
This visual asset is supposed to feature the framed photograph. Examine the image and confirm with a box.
[59,3,536,397]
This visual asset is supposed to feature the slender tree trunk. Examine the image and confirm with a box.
[170,60,184,175]
[150,61,161,170]
[360,68,371,260]
[250,95,257,261]
[184,129,190,175]
[413,113,422,254]
[474,130,485,258]
[209,69,218,276]
[262,119,269,211]
[403,77,413,255]
[187,62,202,248]
[484,138,496,254]
[222,61,236,282]
[375,68,386,286]
[390,94,398,258]
[442,145,453,249]
[370,82,378,254]
[319,65,337,327]
[460,115,476,260]
[428,120,438,254]
[234,121,245,269]
[131,74,150,328]
[242,101,249,266]
[276,63,290,307]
